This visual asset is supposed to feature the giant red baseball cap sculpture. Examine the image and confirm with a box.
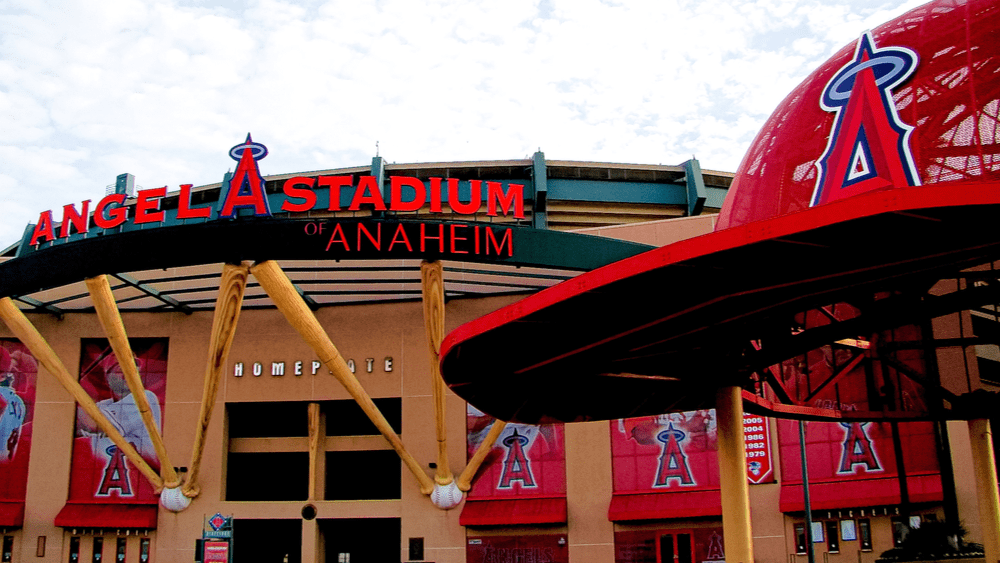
[440,0,1000,425]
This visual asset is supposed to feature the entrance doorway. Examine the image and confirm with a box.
[232,519,302,563]
[657,531,694,563]
[321,518,400,563]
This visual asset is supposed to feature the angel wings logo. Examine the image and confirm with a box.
[811,31,920,207]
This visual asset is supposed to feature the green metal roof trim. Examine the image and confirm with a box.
[0,217,655,300]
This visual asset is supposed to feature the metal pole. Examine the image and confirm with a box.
[799,420,816,563]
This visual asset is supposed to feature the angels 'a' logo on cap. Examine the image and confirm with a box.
[811,31,920,207]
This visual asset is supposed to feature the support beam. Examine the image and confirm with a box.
[457,420,507,492]
[184,263,249,498]
[0,297,163,489]
[111,273,193,314]
[717,385,754,563]
[969,418,1000,563]
[85,275,179,488]
[308,402,321,500]
[251,260,436,495]
[683,158,707,217]
[422,260,453,485]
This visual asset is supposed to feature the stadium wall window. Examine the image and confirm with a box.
[891,517,909,547]
[228,402,310,438]
[92,537,103,563]
[325,450,401,500]
[227,452,309,501]
[325,398,401,436]
[794,524,807,554]
[115,538,125,563]
[2,536,12,563]
[858,519,873,551]
[68,537,80,563]
[826,521,839,553]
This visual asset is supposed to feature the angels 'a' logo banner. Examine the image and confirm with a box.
[466,405,566,498]
[811,31,920,207]
[612,410,719,493]
[778,419,939,485]
[69,339,168,503]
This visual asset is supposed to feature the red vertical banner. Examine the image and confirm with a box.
[466,405,566,498]
[743,415,773,484]
[611,410,719,493]
[69,338,168,503]
[0,340,38,505]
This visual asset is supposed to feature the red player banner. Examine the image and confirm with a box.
[0,340,38,510]
[777,419,940,483]
[68,338,168,503]
[466,405,566,498]
[611,410,719,493]
[743,415,773,484]
[776,419,942,511]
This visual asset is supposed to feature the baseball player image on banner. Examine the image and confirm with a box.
[68,338,168,503]
[466,405,566,498]
[0,340,38,504]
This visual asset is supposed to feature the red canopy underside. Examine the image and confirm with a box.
[0,501,24,527]
[779,474,943,512]
[459,497,567,526]
[608,491,721,522]
[440,184,1000,424]
[54,502,158,529]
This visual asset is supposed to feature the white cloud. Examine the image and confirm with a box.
[0,0,924,247]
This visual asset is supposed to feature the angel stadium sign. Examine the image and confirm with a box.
[3,135,655,298]
[27,135,523,255]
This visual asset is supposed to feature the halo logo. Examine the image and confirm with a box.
[811,31,919,207]
[219,133,271,219]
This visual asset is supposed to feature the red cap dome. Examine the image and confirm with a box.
[718,0,1000,230]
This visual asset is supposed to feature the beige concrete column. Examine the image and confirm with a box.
[302,518,320,563]
[969,418,1000,563]
[717,385,754,563]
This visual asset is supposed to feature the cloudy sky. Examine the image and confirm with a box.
[1,0,925,247]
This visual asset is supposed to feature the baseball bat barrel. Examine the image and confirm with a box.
[85,275,179,488]
[183,262,249,498]
[457,420,507,491]
[421,260,453,485]
[0,297,164,489]
[250,260,436,495]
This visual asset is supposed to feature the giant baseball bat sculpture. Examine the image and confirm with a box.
[457,419,507,492]
[251,260,436,495]
[0,297,163,489]
[85,275,179,488]
[421,260,453,486]
[183,262,250,499]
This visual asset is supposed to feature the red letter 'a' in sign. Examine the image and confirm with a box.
[97,445,133,497]
[838,422,882,474]
[497,429,537,489]
[219,134,272,218]
[811,32,919,207]
[654,423,695,487]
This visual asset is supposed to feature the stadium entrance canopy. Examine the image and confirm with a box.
[438,2,1000,563]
